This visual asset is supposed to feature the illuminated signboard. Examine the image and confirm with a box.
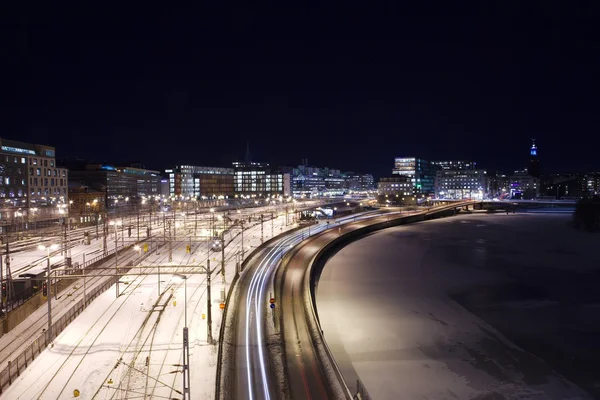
[1,146,35,155]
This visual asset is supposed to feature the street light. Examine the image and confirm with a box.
[172,274,190,400]
[38,243,59,343]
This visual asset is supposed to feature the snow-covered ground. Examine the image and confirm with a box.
[1,207,297,399]
[317,213,597,399]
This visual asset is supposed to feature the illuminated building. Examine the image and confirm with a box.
[528,139,541,178]
[510,170,540,199]
[377,176,416,205]
[392,157,438,197]
[165,165,234,198]
[0,138,68,231]
[232,161,290,197]
[69,163,161,209]
[434,169,488,200]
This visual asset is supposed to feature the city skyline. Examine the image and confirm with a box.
[4,4,600,179]
[2,134,596,182]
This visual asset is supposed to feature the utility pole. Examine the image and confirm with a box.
[221,230,226,284]
[194,206,198,238]
[260,214,264,243]
[163,213,167,254]
[271,212,274,237]
[83,253,87,306]
[137,211,140,242]
[63,220,67,256]
[115,225,119,298]
[46,254,52,342]
[206,260,213,344]
[173,210,177,239]
[67,208,71,260]
[167,218,173,262]
[4,234,9,296]
[103,213,108,256]
[240,221,245,261]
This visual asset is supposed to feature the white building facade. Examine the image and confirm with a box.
[435,169,488,200]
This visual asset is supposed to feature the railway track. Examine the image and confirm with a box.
[2,212,294,398]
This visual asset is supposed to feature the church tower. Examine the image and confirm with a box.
[528,139,540,178]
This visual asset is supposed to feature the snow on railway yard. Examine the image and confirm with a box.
[2,212,293,399]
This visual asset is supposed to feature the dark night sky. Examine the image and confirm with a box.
[2,2,599,179]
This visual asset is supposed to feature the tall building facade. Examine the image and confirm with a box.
[510,170,540,199]
[233,161,290,197]
[289,165,374,197]
[392,157,438,197]
[487,171,510,198]
[0,138,68,229]
[528,139,541,178]
[434,169,488,200]
[344,172,375,192]
[165,165,234,198]
[377,176,416,205]
[69,163,161,209]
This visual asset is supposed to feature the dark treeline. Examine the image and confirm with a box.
[573,196,600,232]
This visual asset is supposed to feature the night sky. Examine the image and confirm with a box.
[3,3,599,179]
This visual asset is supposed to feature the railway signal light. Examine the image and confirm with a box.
[186,245,191,253]
[42,282,48,297]
[1,281,6,298]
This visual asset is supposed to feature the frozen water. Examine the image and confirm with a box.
[317,213,598,399]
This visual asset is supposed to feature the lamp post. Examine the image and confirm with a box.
[173,274,190,400]
[109,220,122,297]
[38,243,59,343]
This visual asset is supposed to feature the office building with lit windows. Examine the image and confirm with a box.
[435,169,488,200]
[377,176,416,204]
[165,165,234,199]
[510,170,540,199]
[233,161,291,197]
[392,157,439,197]
[69,163,161,209]
[0,138,68,230]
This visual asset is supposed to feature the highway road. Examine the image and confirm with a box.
[222,202,475,400]
[225,209,412,399]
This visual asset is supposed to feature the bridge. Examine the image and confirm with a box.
[432,198,577,212]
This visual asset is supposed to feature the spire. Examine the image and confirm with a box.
[245,141,251,163]
[530,138,537,157]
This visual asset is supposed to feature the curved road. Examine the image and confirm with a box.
[279,213,404,400]
[227,210,415,399]
[226,203,474,400]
